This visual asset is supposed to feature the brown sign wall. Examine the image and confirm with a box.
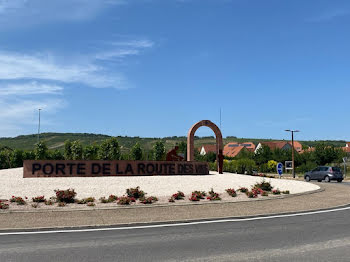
[23,160,209,178]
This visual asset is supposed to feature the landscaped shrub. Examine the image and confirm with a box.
[98,137,121,160]
[226,188,237,197]
[282,190,290,194]
[126,186,145,199]
[76,197,95,204]
[87,202,95,207]
[139,196,158,204]
[117,196,135,205]
[54,188,76,203]
[32,196,46,203]
[191,191,206,199]
[189,194,200,201]
[246,191,258,198]
[10,196,27,205]
[45,199,54,205]
[272,189,281,195]
[253,180,273,191]
[238,187,248,193]
[0,201,9,209]
[236,159,256,175]
[207,188,221,201]
[31,203,39,208]
[172,191,185,200]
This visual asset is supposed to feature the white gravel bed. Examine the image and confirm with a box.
[0,168,319,200]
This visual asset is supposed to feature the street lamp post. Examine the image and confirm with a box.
[37,109,42,144]
[285,129,300,178]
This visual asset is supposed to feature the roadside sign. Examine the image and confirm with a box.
[277,162,283,177]
[285,161,293,170]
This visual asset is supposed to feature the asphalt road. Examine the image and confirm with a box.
[1,207,350,262]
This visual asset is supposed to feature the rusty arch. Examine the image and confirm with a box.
[187,120,223,174]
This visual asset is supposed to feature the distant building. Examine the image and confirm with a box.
[223,142,256,158]
[198,144,217,155]
[254,141,303,154]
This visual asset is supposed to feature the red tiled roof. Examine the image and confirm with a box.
[198,144,217,154]
[288,141,303,152]
[261,141,288,150]
[223,145,245,158]
[343,147,350,153]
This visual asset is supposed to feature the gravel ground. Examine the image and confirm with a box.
[1,168,319,201]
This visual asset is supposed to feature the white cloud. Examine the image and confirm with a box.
[0,81,63,96]
[0,0,125,29]
[0,51,126,88]
[0,98,65,136]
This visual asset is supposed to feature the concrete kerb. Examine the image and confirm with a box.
[0,186,324,215]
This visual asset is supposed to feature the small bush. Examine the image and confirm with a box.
[126,186,145,199]
[253,180,273,191]
[0,201,9,210]
[117,196,132,205]
[55,188,76,203]
[282,190,290,194]
[226,188,237,197]
[172,191,185,200]
[10,196,27,205]
[238,187,248,193]
[207,189,221,201]
[31,203,39,208]
[246,191,258,198]
[45,200,54,205]
[87,202,95,207]
[191,191,206,199]
[32,196,46,203]
[140,196,158,204]
[272,189,281,195]
[168,197,175,202]
[189,194,200,201]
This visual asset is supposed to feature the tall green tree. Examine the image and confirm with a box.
[70,141,83,160]
[98,137,121,160]
[83,144,99,160]
[131,142,143,160]
[153,141,165,161]
[64,140,73,160]
[34,141,48,160]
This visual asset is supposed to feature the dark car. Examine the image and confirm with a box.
[304,166,343,182]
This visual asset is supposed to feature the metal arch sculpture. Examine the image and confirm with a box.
[187,120,223,174]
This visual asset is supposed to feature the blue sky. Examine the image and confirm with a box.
[0,0,349,141]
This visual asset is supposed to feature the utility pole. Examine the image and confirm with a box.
[285,129,300,178]
[37,108,42,144]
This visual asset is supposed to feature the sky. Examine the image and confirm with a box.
[0,0,349,141]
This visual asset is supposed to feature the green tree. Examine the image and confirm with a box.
[83,144,99,160]
[64,140,73,160]
[98,137,121,160]
[49,150,64,160]
[34,141,48,160]
[10,149,24,167]
[153,141,165,161]
[254,145,272,165]
[131,142,143,160]
[314,143,345,165]
[70,140,83,160]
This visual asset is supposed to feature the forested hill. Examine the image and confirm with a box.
[0,132,347,152]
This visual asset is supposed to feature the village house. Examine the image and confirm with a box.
[223,142,256,158]
[254,141,303,154]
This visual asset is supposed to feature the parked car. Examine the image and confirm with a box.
[304,166,343,182]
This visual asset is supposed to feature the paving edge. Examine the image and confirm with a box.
[0,186,323,214]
